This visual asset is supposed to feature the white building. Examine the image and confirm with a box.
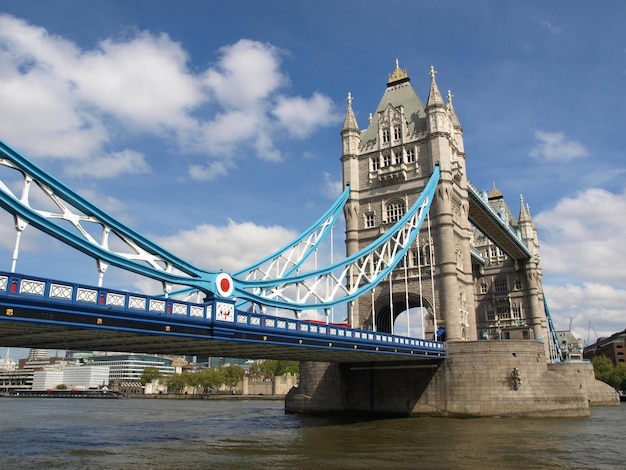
[31,365,110,391]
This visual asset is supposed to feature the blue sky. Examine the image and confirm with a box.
[0,1,625,359]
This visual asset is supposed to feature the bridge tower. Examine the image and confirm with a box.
[341,62,476,341]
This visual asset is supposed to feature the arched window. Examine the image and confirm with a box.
[386,200,405,223]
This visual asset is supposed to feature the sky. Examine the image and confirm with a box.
[0,0,624,359]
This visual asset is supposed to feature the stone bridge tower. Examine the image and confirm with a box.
[341,62,476,341]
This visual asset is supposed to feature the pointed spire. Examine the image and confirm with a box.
[447,89,462,129]
[342,92,360,132]
[519,194,532,222]
[426,65,444,108]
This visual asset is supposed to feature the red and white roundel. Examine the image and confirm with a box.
[215,272,234,297]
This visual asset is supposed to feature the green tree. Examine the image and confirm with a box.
[186,371,202,395]
[220,364,244,391]
[197,368,224,395]
[592,355,626,389]
[166,373,188,394]
[250,360,299,378]
[55,383,68,390]
[140,366,162,386]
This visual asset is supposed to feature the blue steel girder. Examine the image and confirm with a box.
[235,186,350,280]
[232,167,440,311]
[0,140,226,295]
[467,181,532,260]
[0,138,438,313]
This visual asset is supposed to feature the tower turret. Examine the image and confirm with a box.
[341,92,362,257]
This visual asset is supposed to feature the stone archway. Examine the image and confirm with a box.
[373,293,433,337]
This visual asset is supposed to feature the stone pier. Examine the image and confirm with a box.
[285,341,619,417]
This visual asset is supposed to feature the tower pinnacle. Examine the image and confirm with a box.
[387,59,410,86]
[427,65,445,108]
[342,91,359,133]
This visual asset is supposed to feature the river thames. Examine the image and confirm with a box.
[0,397,623,469]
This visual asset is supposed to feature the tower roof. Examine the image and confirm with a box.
[360,61,427,144]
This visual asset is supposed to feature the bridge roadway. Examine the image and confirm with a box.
[0,271,444,363]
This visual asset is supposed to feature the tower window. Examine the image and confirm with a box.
[382,153,391,167]
[386,200,405,223]
[371,156,380,171]
[365,213,375,228]
[406,148,415,163]
[382,128,390,143]
[494,277,508,293]
[393,125,401,140]
[480,282,488,294]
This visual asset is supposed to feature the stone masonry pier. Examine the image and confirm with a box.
[285,341,619,417]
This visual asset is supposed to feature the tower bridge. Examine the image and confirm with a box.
[0,62,618,416]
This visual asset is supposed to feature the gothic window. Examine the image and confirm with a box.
[512,302,522,319]
[494,277,508,293]
[406,148,415,163]
[371,156,380,171]
[386,200,405,223]
[486,309,495,322]
[393,125,401,140]
[496,302,510,319]
[382,153,391,167]
[514,278,523,290]
[365,212,375,228]
[393,150,401,165]
[382,128,390,143]
[480,282,488,294]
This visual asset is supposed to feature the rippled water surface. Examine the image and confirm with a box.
[1,397,624,469]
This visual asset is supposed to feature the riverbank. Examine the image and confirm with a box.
[127,393,285,401]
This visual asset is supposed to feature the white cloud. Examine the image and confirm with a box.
[188,160,231,181]
[544,283,626,340]
[536,187,626,338]
[0,15,338,179]
[154,219,298,273]
[535,187,626,283]
[65,150,150,178]
[72,32,203,132]
[203,40,286,109]
[273,92,340,138]
[530,130,589,162]
[322,171,342,199]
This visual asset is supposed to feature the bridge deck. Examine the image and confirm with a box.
[0,271,445,363]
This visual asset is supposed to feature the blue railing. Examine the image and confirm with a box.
[0,271,445,357]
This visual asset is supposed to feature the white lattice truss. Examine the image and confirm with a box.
[233,181,436,311]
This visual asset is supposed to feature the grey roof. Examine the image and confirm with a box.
[359,79,427,144]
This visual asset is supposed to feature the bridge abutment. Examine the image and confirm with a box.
[285,341,618,417]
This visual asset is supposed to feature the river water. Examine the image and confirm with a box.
[0,397,623,469]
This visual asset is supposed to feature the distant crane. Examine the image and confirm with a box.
[586,321,599,346]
